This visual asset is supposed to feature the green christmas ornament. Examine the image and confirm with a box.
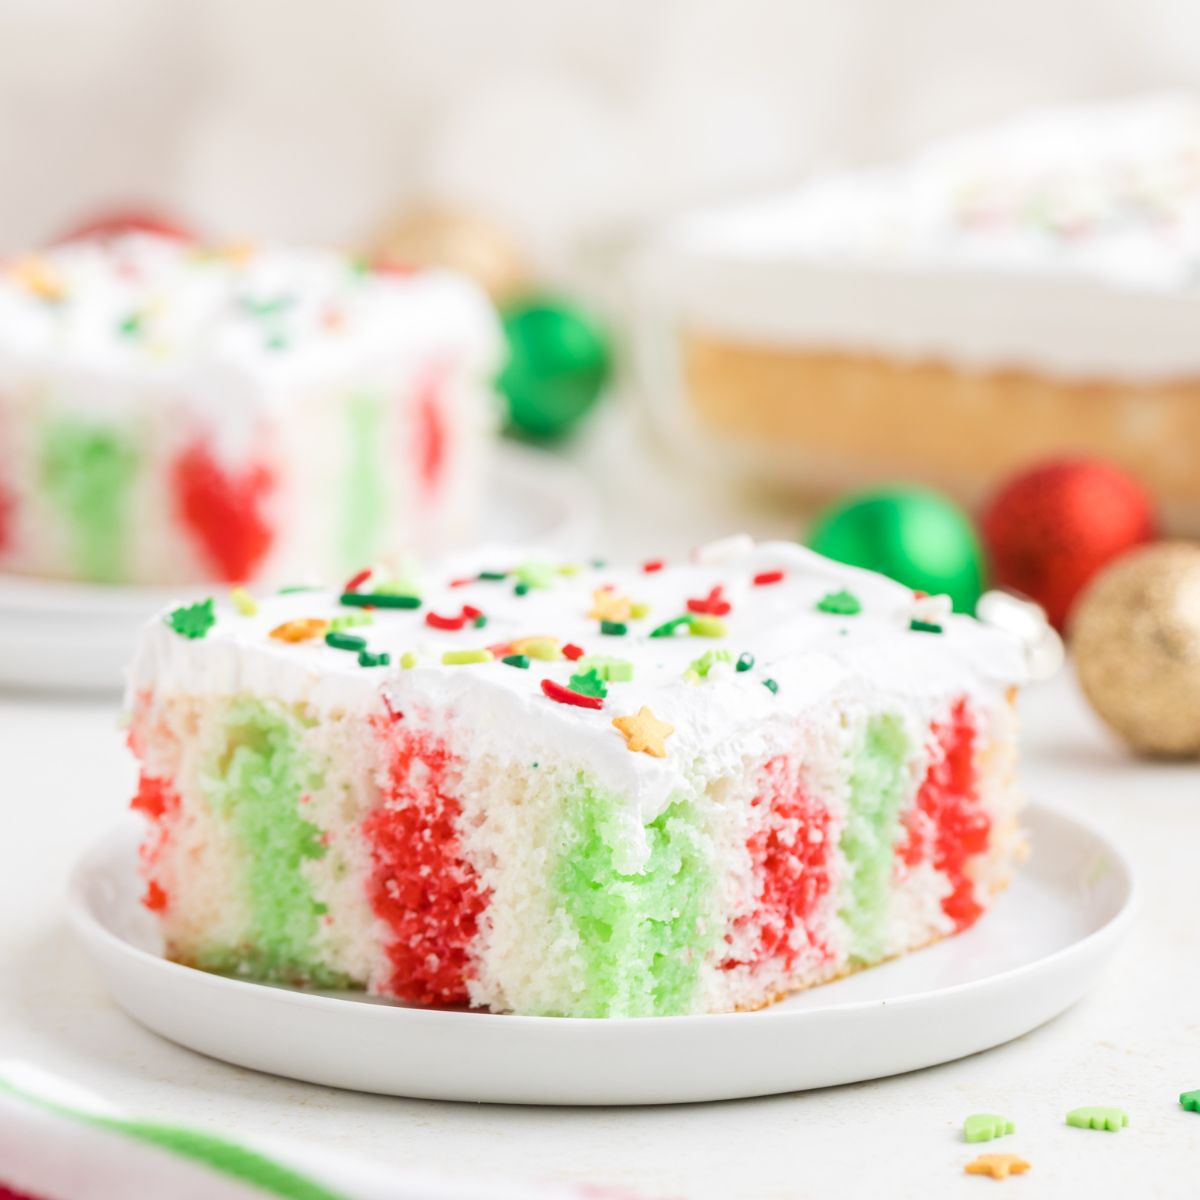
[497,297,611,440]
[806,486,986,613]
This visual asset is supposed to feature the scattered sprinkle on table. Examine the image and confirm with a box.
[1181,1091,1200,1112]
[964,1114,1015,1143]
[1066,1106,1128,1132]
[964,1154,1030,1180]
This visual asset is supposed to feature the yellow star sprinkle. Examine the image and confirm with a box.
[269,617,328,643]
[964,1154,1030,1180]
[588,588,632,624]
[612,706,674,758]
[10,255,64,301]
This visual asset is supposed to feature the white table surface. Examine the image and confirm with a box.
[3,410,1198,1199]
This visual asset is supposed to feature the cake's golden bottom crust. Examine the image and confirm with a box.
[681,333,1200,527]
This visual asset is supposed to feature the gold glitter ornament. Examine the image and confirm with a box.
[372,207,529,302]
[1071,542,1200,757]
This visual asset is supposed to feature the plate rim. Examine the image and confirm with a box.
[67,801,1138,1034]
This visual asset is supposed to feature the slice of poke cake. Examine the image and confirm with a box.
[125,537,1026,1017]
[0,232,499,585]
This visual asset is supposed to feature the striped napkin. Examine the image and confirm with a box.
[0,1062,645,1200]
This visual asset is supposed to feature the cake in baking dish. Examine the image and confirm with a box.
[0,233,500,585]
[641,94,1200,528]
[125,537,1026,1017]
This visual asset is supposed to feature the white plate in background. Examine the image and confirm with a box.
[0,443,599,693]
[69,803,1134,1106]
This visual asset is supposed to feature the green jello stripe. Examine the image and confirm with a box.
[200,698,342,985]
[41,419,139,581]
[554,778,713,1017]
[0,1076,349,1200]
[839,713,911,964]
[341,391,385,571]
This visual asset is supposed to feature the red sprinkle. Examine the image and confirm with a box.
[343,567,372,593]
[461,604,483,621]
[687,585,732,616]
[426,610,467,631]
[541,678,604,710]
[448,576,474,589]
[642,559,665,573]
[562,642,585,661]
[487,641,513,658]
[753,570,785,586]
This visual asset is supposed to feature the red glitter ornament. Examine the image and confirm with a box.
[980,458,1157,629]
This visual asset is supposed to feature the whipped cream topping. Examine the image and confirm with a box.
[0,234,500,399]
[128,538,1026,826]
[650,95,1200,378]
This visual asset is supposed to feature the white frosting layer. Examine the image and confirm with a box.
[127,538,1026,825]
[649,94,1200,379]
[0,234,502,411]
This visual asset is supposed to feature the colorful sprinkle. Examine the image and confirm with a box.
[329,611,373,632]
[964,1154,1030,1180]
[562,642,585,661]
[612,706,674,758]
[229,587,258,616]
[1181,1091,1200,1112]
[514,582,530,596]
[442,649,495,666]
[1066,1107,1128,1132]
[340,592,421,609]
[910,619,944,634]
[649,615,691,638]
[579,655,634,682]
[689,616,728,638]
[753,570,785,586]
[588,588,633,623]
[342,567,373,593]
[358,650,391,668]
[325,631,367,652]
[736,651,755,672]
[166,598,215,640]
[763,678,779,694]
[600,620,628,636]
[643,559,665,573]
[816,589,861,615]
[687,585,732,616]
[514,560,557,590]
[502,654,531,669]
[629,601,651,619]
[478,570,508,581]
[426,610,468,631]
[400,651,418,669]
[541,678,604,710]
[510,636,561,661]
[964,1114,1015,1144]
[688,649,735,679]
[568,668,608,699]
[269,617,328,643]
[277,584,320,595]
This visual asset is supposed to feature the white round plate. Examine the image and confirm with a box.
[0,444,598,693]
[69,803,1134,1106]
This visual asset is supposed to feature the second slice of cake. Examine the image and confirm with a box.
[126,538,1026,1017]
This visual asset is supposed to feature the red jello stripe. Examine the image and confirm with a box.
[721,756,833,972]
[171,440,275,581]
[900,697,989,930]
[362,727,488,1006]
[131,771,180,915]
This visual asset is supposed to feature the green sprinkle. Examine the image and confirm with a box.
[442,649,494,665]
[502,654,531,669]
[579,655,634,682]
[683,670,702,686]
[600,620,628,636]
[629,601,651,619]
[688,649,734,679]
[400,651,418,669]
[590,558,607,569]
[557,563,582,576]
[117,312,142,337]
[324,631,366,652]
[357,650,391,668]
[518,638,560,661]
[816,589,861,616]
[229,587,257,616]
[514,582,530,596]
[339,591,421,609]
[964,1114,1015,1144]
[514,560,556,590]
[166,599,215,640]
[1181,1091,1200,1112]
[372,575,420,596]
[649,615,692,639]
[568,667,608,699]
[909,619,943,634]
[473,615,488,629]
[478,570,508,581]
[763,677,779,694]
[278,584,320,595]
[329,611,373,632]
[736,651,755,673]
[1066,1107,1128,1132]
[689,616,728,638]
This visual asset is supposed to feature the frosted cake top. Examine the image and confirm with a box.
[0,233,498,377]
[130,537,1026,824]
